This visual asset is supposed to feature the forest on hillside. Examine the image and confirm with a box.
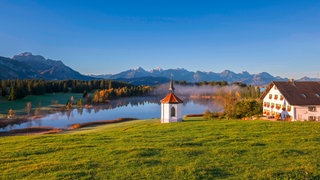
[0,79,152,101]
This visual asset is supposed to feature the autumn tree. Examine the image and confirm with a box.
[25,102,32,116]
[34,102,42,117]
[77,98,83,107]
[93,90,100,103]
[8,108,15,118]
[66,101,72,110]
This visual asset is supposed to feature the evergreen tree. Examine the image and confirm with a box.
[8,85,16,101]
[1,80,8,96]
[108,80,112,89]
[100,80,105,89]
[63,82,68,93]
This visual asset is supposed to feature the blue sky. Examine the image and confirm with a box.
[1,0,319,78]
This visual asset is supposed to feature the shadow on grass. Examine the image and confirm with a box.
[251,142,267,147]
[138,148,162,157]
[198,167,232,179]
[183,149,204,157]
[272,168,315,179]
[280,149,306,157]
[167,141,203,147]
[182,119,208,122]
[121,148,163,158]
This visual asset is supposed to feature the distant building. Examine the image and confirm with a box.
[160,79,183,123]
[261,80,320,121]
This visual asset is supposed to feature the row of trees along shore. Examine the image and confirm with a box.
[176,81,263,119]
[175,80,261,99]
[0,79,152,101]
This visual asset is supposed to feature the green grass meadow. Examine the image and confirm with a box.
[1,118,319,179]
[0,93,83,115]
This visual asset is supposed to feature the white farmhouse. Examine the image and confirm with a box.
[160,79,183,123]
[261,80,320,121]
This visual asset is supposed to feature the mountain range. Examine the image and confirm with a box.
[1,52,319,86]
[97,67,288,86]
[0,52,92,80]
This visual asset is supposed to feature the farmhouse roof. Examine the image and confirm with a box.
[261,81,320,105]
[161,93,183,104]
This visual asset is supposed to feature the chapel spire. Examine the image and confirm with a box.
[169,76,175,93]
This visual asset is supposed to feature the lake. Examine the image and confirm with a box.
[0,96,222,132]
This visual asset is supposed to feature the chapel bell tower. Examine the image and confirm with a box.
[160,78,183,123]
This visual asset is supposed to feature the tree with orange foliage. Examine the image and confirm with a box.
[8,108,15,118]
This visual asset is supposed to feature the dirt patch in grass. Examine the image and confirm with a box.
[0,118,139,136]
[0,126,63,136]
[69,118,138,129]
[184,114,204,117]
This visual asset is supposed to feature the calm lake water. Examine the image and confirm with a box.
[1,96,222,132]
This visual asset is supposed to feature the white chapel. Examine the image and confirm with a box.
[160,79,183,123]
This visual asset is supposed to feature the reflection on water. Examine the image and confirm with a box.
[0,96,222,132]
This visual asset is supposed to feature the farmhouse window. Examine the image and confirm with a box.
[269,94,272,99]
[287,105,291,112]
[274,95,278,100]
[308,106,316,112]
[280,95,284,100]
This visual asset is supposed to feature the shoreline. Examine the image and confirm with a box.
[0,111,206,136]
[0,118,139,136]
[0,104,113,129]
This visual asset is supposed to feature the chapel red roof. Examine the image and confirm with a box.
[160,92,183,104]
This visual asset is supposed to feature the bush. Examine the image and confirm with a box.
[203,109,223,120]
[203,109,213,120]
[234,99,262,119]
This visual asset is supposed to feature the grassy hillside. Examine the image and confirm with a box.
[0,93,83,115]
[1,118,319,179]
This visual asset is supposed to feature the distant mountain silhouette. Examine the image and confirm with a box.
[88,74,112,79]
[297,76,320,81]
[115,76,170,86]
[110,67,151,79]
[0,52,94,80]
[101,67,288,86]
[2,52,314,86]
